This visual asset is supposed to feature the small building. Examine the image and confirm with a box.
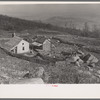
[4,36,30,54]
[32,36,51,52]
[43,39,51,52]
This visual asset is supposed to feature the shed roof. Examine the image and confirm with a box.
[35,36,46,44]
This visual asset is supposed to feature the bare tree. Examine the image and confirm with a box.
[92,24,100,38]
[92,24,98,32]
[67,20,76,29]
[65,22,68,28]
[83,22,89,32]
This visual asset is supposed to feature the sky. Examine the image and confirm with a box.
[0,4,100,20]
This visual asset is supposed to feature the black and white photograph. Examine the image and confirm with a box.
[0,2,100,84]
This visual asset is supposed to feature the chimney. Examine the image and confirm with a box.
[12,32,16,37]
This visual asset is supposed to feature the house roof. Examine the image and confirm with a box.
[20,36,32,43]
[32,42,42,46]
[35,36,46,44]
[4,36,23,51]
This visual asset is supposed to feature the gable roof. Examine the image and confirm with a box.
[4,36,23,51]
[43,39,51,44]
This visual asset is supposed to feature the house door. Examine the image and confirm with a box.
[15,47,17,53]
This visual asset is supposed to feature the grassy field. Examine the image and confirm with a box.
[56,34,100,46]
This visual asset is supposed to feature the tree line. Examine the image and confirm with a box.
[0,14,100,38]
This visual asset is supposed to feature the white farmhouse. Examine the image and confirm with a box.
[4,36,30,54]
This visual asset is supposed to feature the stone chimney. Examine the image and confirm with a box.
[12,32,16,37]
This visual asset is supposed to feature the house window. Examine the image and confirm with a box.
[22,43,24,45]
[22,47,25,50]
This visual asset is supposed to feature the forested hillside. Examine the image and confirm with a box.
[0,15,66,32]
[0,14,99,38]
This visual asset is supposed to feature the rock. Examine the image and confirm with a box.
[0,73,10,79]
[94,73,100,78]
[69,54,84,67]
[74,66,79,69]
[83,54,98,65]
[23,67,45,78]
[1,58,4,60]
[0,76,10,84]
[23,73,32,78]
[12,70,30,77]
[91,75,96,79]
[88,63,96,68]
[10,78,44,84]
[42,72,50,83]
[56,61,66,67]
[97,70,100,74]
[35,67,44,77]
[77,50,84,56]
[83,71,92,76]
[88,67,94,72]
[72,55,80,62]
[78,70,83,74]
[89,54,98,63]
[65,58,73,65]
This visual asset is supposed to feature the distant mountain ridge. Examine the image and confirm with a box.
[0,15,67,33]
[44,16,100,31]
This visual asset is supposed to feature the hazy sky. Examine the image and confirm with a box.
[0,4,100,20]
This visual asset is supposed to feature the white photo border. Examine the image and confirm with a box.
[0,1,100,99]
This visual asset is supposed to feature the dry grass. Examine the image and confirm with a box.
[0,35,100,84]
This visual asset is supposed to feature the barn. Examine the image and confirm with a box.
[32,36,51,52]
